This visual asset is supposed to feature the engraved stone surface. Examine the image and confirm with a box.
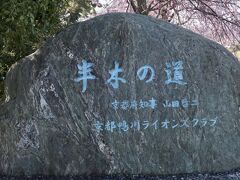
[0,13,240,176]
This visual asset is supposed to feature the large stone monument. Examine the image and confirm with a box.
[0,13,240,177]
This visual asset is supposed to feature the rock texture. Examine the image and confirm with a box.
[0,13,240,176]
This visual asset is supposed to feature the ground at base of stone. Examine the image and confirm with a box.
[1,169,240,180]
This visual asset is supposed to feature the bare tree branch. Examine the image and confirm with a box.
[101,0,240,45]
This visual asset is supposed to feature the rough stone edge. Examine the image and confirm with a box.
[1,168,240,180]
